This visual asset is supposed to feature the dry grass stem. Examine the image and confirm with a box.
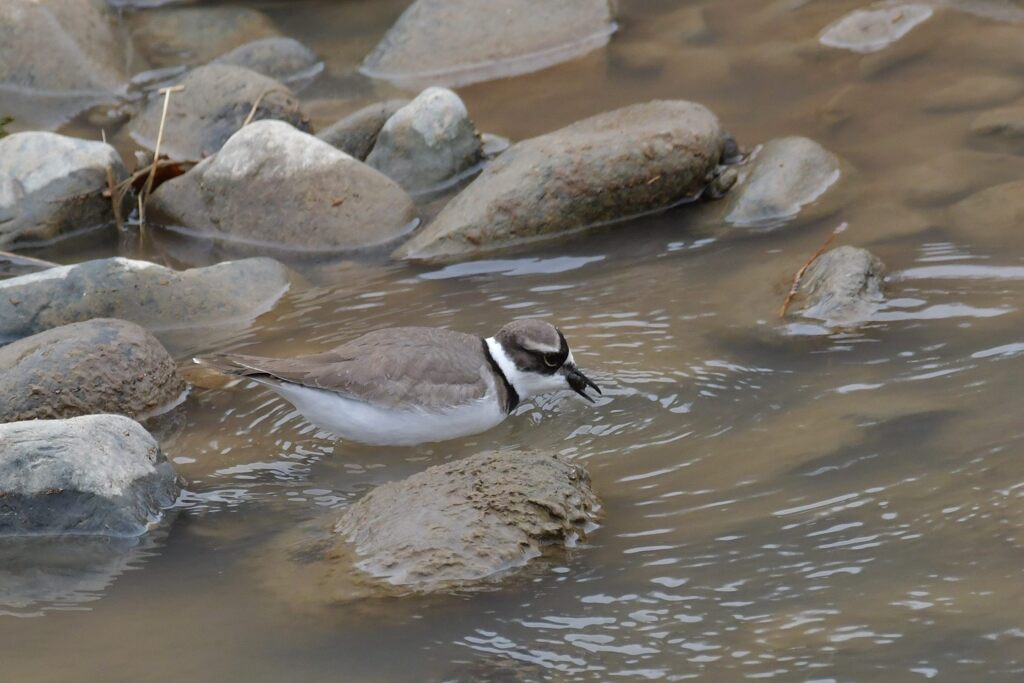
[143,85,185,203]
[0,250,58,269]
[778,222,849,319]
[242,89,271,129]
[105,165,124,233]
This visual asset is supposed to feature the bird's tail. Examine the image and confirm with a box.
[191,354,271,378]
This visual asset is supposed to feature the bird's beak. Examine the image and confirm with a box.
[564,365,601,403]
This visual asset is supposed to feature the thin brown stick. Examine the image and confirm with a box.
[779,222,849,318]
[105,165,124,233]
[0,250,58,268]
[143,85,184,202]
[241,89,271,129]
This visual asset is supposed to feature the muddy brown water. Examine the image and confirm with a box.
[4,0,1024,681]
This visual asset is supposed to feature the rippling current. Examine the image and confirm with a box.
[5,0,1024,681]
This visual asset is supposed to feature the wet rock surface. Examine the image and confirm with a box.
[366,88,483,194]
[126,64,311,160]
[148,120,418,253]
[0,0,127,129]
[267,451,599,600]
[0,257,290,344]
[724,136,842,228]
[819,4,933,54]
[0,132,128,248]
[796,246,886,327]
[970,105,1024,155]
[0,415,179,536]
[317,99,409,160]
[395,100,725,261]
[212,37,323,88]
[0,319,186,423]
[361,0,617,88]
[129,5,277,68]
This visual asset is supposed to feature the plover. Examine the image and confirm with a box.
[194,319,600,446]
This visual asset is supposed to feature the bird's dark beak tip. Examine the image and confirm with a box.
[567,368,601,403]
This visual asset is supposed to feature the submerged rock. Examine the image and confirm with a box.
[819,4,933,53]
[148,120,417,253]
[970,106,1024,155]
[796,246,886,326]
[947,180,1024,238]
[0,132,128,247]
[724,136,842,228]
[212,37,323,88]
[361,0,617,88]
[126,64,311,160]
[0,257,290,343]
[0,319,186,423]
[129,5,277,68]
[0,415,179,536]
[922,75,1024,112]
[0,0,127,129]
[317,99,410,160]
[268,451,598,600]
[366,88,483,194]
[395,100,725,261]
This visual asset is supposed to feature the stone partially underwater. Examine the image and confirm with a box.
[262,451,599,603]
[794,246,887,328]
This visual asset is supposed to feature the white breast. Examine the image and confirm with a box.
[262,380,508,446]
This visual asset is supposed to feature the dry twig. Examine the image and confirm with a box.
[0,250,58,268]
[241,89,271,129]
[778,222,848,319]
[105,165,124,233]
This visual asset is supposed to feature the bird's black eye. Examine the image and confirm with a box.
[543,353,561,368]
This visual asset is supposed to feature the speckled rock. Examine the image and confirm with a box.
[361,0,617,88]
[366,88,483,194]
[0,319,186,423]
[819,4,933,53]
[0,257,290,343]
[266,451,599,600]
[395,100,726,261]
[317,99,409,160]
[212,37,323,88]
[126,64,311,160]
[0,132,129,247]
[0,415,179,536]
[724,136,842,228]
[129,5,277,68]
[970,105,1024,155]
[0,0,127,129]
[795,246,886,327]
[148,120,418,253]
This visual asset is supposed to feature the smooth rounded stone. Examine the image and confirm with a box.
[0,132,128,248]
[148,121,418,253]
[0,0,127,129]
[268,451,598,600]
[0,319,186,423]
[723,137,842,229]
[922,76,1024,113]
[361,0,617,88]
[126,64,311,160]
[211,37,324,88]
[796,246,886,327]
[316,100,410,159]
[947,181,1024,237]
[366,88,483,194]
[0,257,290,343]
[819,4,934,53]
[395,100,725,261]
[970,106,1024,155]
[129,6,277,68]
[0,415,179,537]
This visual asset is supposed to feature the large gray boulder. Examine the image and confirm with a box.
[0,0,127,129]
[795,246,886,327]
[126,64,311,160]
[212,37,323,88]
[361,0,617,88]
[0,132,128,248]
[268,451,598,599]
[724,136,842,228]
[148,121,418,253]
[317,99,409,160]
[0,257,290,343]
[819,4,933,53]
[0,319,186,423]
[128,5,277,68]
[0,415,179,536]
[395,100,726,261]
[366,87,483,194]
